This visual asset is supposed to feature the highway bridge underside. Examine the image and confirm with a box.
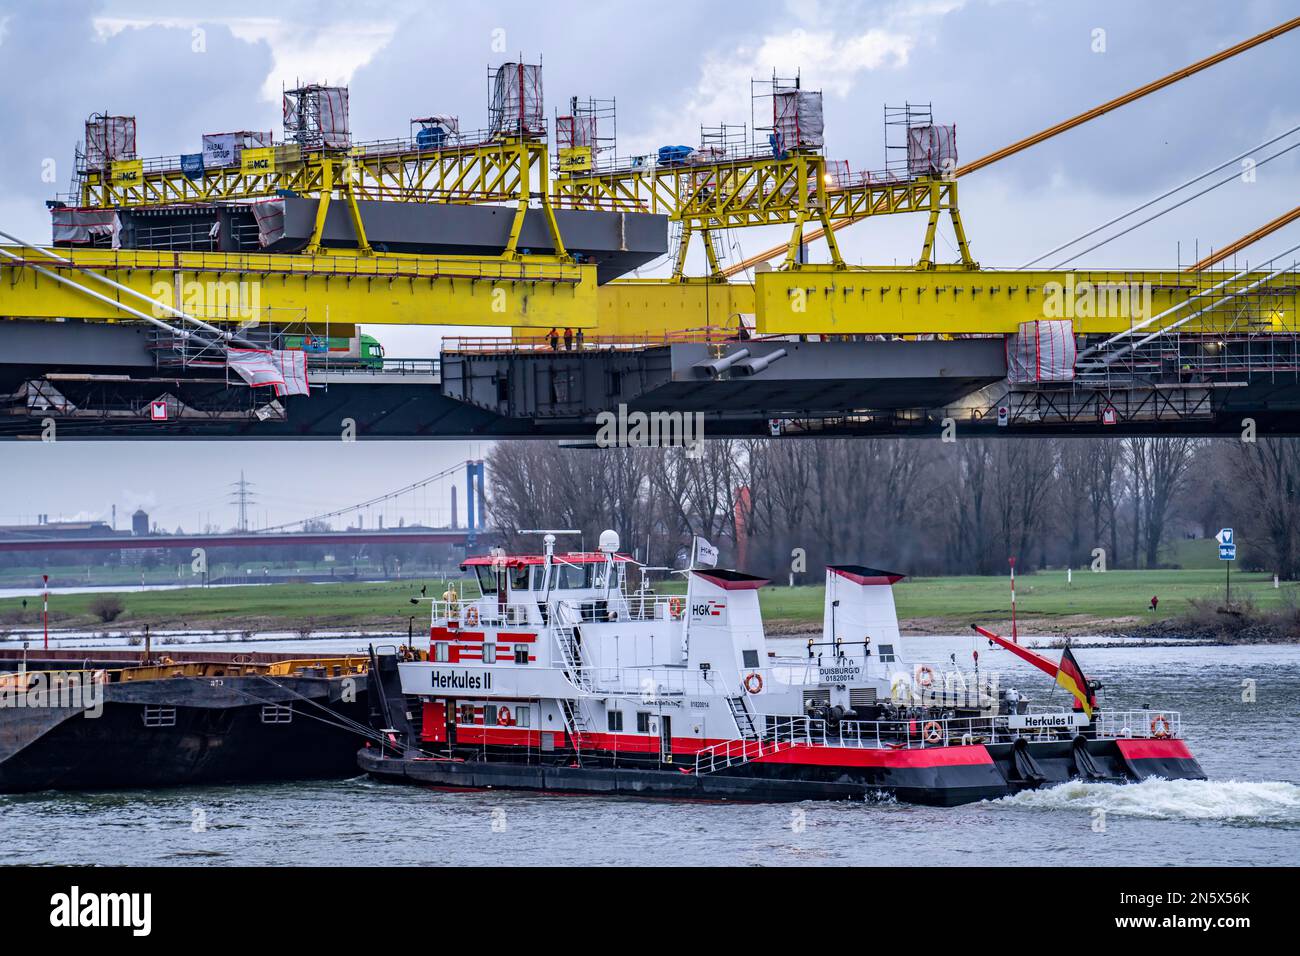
[4,320,1300,438]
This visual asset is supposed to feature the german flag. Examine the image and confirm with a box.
[1056,645,1094,718]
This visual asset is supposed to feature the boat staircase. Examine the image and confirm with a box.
[552,604,594,763]
[694,694,798,774]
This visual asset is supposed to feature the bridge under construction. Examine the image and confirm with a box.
[5,21,1300,439]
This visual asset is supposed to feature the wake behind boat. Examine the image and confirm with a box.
[361,531,1205,805]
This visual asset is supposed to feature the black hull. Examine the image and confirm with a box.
[357,737,1206,807]
[0,675,369,793]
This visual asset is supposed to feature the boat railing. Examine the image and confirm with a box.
[430,595,686,629]
[805,708,1183,750]
[582,665,722,698]
[430,599,544,628]
[1096,710,1181,740]
[695,715,825,774]
[553,595,682,623]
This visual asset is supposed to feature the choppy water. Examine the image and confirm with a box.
[2,639,1298,866]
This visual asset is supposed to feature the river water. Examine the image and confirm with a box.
[1,637,1298,866]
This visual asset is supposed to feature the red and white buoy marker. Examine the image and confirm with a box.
[42,573,49,651]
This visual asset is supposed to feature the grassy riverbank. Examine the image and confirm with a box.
[0,567,1294,637]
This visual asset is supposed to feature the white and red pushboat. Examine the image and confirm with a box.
[361,532,1204,805]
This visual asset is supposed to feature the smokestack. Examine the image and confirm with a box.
[466,461,477,532]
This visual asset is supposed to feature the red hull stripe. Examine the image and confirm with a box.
[1114,737,1193,760]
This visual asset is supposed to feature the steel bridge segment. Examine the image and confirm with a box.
[0,244,597,329]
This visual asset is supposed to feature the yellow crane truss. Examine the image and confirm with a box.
[78,135,568,261]
[554,147,972,279]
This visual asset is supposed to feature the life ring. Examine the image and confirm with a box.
[464,606,479,626]
[1150,714,1171,739]
[498,705,512,726]
[743,672,764,695]
[668,597,685,619]
[917,665,935,688]
[922,720,944,744]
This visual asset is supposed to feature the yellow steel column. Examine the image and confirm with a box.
[503,140,530,259]
[811,157,846,270]
[536,144,570,259]
[671,226,694,280]
[305,158,334,255]
[341,158,373,256]
[701,228,724,280]
[947,182,976,267]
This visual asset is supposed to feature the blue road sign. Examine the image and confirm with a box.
[1219,544,1237,561]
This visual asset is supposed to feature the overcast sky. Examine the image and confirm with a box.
[2,0,1299,529]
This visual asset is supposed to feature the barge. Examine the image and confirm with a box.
[0,648,369,792]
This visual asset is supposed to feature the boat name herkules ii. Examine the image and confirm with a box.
[362,531,1205,805]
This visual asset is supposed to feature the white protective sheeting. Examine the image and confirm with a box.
[227,348,311,397]
[283,87,350,149]
[84,115,137,168]
[1006,319,1076,383]
[51,208,120,246]
[490,63,543,136]
[774,89,825,149]
[907,124,958,177]
[250,199,286,248]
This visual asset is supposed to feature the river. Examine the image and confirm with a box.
[1,637,1297,866]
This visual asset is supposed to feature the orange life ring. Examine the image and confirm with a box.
[498,705,512,726]
[922,720,944,744]
[668,597,685,619]
[743,672,764,695]
[1150,714,1171,739]
[917,665,935,688]
[464,606,479,626]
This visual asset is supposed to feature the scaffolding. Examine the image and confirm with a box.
[283,84,351,150]
[752,72,824,157]
[83,113,136,170]
[489,61,545,139]
[555,96,616,173]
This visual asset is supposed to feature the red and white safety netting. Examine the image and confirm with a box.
[226,348,311,396]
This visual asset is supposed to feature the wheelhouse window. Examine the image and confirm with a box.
[475,566,498,594]
[554,563,595,589]
[433,642,449,662]
[514,644,529,664]
[510,565,531,593]
[608,711,624,732]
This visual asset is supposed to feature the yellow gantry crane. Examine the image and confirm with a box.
[5,20,1300,343]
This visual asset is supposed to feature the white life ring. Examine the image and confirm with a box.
[464,606,480,626]
[1150,714,1171,739]
[917,665,935,688]
[922,720,944,744]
